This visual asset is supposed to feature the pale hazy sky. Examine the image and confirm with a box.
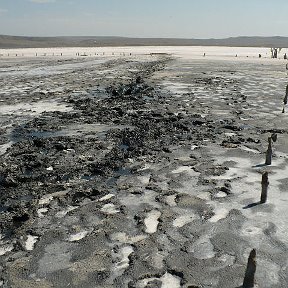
[0,0,288,38]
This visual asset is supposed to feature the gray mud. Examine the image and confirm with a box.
[0,53,288,288]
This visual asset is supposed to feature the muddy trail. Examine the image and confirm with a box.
[0,54,288,288]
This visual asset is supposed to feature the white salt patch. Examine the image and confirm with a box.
[225,132,236,137]
[165,194,177,207]
[0,141,13,155]
[37,208,48,217]
[25,235,38,251]
[197,192,211,200]
[0,244,13,256]
[110,232,147,244]
[215,191,228,198]
[68,231,89,242]
[119,190,161,209]
[171,166,192,174]
[218,254,236,266]
[99,194,115,202]
[137,163,151,171]
[0,100,72,116]
[191,145,198,150]
[173,214,196,227]
[101,203,120,214]
[151,252,165,269]
[39,195,53,205]
[212,154,288,245]
[240,145,260,154]
[55,206,78,218]
[136,277,157,288]
[144,210,161,234]
[113,246,134,276]
[209,207,229,223]
[190,237,216,260]
[136,271,180,287]
[137,175,150,185]
[65,148,75,153]
[243,227,263,237]
[161,272,181,288]
[241,223,263,237]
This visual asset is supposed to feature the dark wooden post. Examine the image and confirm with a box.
[260,172,269,204]
[243,249,257,288]
[284,84,288,105]
[265,137,272,165]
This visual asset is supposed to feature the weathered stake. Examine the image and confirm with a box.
[265,137,272,165]
[284,84,288,105]
[271,133,277,142]
[243,249,257,288]
[260,172,269,204]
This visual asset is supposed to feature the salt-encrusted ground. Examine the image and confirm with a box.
[0,47,287,287]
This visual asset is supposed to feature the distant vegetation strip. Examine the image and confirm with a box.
[1,35,288,48]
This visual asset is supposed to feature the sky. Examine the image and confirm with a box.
[0,0,288,38]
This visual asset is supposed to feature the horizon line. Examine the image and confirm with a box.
[1,34,288,40]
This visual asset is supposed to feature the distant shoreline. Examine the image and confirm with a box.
[1,35,288,49]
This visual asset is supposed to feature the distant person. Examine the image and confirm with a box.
[203,53,206,57]
[259,54,261,58]
[284,53,287,60]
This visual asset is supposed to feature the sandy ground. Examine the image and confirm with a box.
[0,47,288,288]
